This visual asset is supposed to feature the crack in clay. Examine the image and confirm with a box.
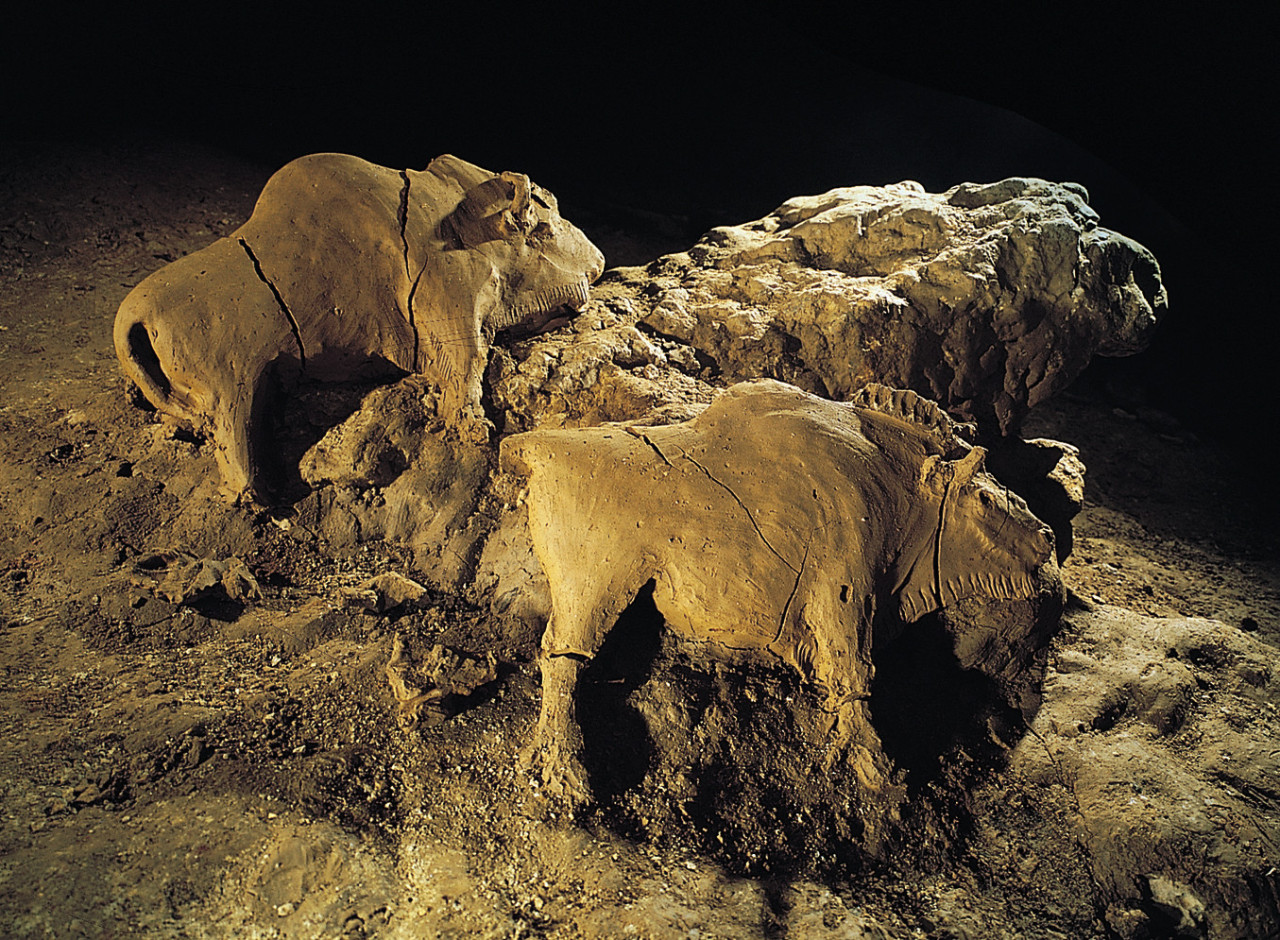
[932,475,952,606]
[677,447,800,575]
[238,238,306,368]
[397,171,412,281]
[397,171,420,370]
[773,537,812,646]
[406,269,428,372]
[626,427,673,467]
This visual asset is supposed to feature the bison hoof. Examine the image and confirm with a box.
[520,740,594,813]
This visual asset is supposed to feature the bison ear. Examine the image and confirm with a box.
[442,173,538,247]
[920,445,987,495]
[501,172,532,219]
[919,454,951,494]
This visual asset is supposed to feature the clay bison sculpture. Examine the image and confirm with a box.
[502,380,1063,810]
[115,153,605,497]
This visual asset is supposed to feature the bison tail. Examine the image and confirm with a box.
[114,296,183,418]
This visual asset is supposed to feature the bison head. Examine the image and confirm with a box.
[435,160,604,340]
[921,448,1059,619]
[848,384,1060,626]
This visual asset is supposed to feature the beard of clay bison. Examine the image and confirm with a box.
[502,379,1063,817]
[114,153,605,498]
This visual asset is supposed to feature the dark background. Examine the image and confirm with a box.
[5,7,1270,445]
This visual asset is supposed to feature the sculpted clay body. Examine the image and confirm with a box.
[115,153,604,497]
[502,380,1063,809]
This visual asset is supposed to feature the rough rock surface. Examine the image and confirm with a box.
[628,177,1166,436]
[114,153,605,497]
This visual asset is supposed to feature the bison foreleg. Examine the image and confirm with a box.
[521,652,593,812]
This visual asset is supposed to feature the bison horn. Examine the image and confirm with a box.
[952,446,987,487]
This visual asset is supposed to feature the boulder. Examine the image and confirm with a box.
[631,177,1164,434]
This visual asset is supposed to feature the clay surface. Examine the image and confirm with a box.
[114,153,604,496]
[504,380,1062,825]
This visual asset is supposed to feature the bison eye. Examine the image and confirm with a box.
[498,209,532,236]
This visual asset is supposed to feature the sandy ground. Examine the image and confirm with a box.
[2,136,1279,938]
